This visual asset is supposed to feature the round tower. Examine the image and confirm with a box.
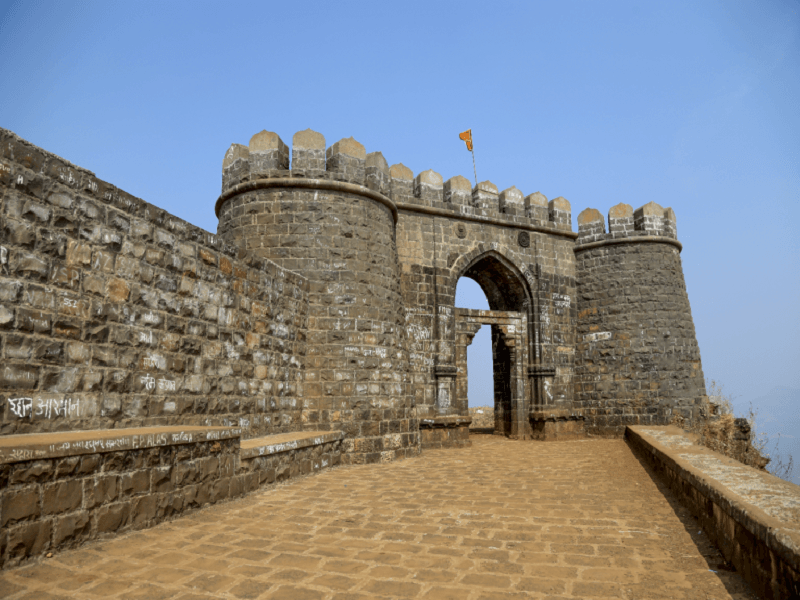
[215,128,415,464]
[573,202,706,436]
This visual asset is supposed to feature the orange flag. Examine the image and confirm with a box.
[459,129,473,151]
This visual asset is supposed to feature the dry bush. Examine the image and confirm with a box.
[675,380,795,481]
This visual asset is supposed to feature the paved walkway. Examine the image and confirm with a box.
[0,436,757,599]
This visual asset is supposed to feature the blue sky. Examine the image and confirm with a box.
[1,1,798,435]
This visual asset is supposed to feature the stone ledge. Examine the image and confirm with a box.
[530,409,584,421]
[0,426,243,464]
[216,177,398,223]
[573,235,682,254]
[419,416,472,429]
[239,430,344,460]
[626,425,800,599]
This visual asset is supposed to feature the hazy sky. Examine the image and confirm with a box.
[1,1,798,423]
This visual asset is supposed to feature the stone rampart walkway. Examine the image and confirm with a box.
[0,436,757,599]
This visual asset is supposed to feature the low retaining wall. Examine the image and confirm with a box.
[239,430,343,483]
[626,425,800,600]
[0,426,242,569]
[420,416,471,449]
[0,427,343,569]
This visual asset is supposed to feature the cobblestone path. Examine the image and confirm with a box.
[0,436,757,599]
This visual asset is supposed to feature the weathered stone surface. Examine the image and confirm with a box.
[443,175,472,206]
[291,129,326,177]
[42,480,82,515]
[499,186,524,216]
[365,151,390,195]
[608,202,634,238]
[6,520,50,560]
[52,511,90,547]
[326,137,365,185]
[1,488,40,526]
[414,169,443,203]
[576,208,606,244]
[248,130,289,179]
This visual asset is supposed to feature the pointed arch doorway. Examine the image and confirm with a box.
[452,251,534,439]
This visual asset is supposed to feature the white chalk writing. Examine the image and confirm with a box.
[553,293,571,308]
[9,449,35,461]
[157,378,176,391]
[141,374,156,390]
[584,332,612,342]
[9,397,33,418]
[142,354,162,369]
[35,397,81,419]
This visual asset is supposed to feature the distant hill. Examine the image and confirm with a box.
[737,387,800,485]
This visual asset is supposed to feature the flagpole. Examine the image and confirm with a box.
[470,148,478,188]
[459,128,478,187]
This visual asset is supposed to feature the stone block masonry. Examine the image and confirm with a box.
[574,203,704,435]
[627,426,800,599]
[0,426,243,568]
[2,124,709,449]
[0,426,344,567]
[0,124,744,586]
[0,128,309,440]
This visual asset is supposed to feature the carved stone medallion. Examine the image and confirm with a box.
[455,223,467,239]
[518,231,530,247]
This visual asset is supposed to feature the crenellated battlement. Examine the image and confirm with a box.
[219,128,574,232]
[576,201,679,246]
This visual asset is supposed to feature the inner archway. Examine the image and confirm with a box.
[452,251,532,438]
[455,278,491,415]
[461,252,529,311]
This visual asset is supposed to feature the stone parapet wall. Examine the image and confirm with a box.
[0,425,345,569]
[576,202,679,245]
[0,128,309,439]
[0,427,243,569]
[627,426,800,600]
[217,129,574,234]
[239,436,342,482]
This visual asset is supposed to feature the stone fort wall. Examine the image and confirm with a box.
[0,128,309,440]
[0,125,708,451]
